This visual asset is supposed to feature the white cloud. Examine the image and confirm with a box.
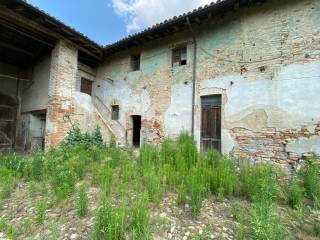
[112,0,213,33]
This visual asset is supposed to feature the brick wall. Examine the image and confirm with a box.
[45,40,78,147]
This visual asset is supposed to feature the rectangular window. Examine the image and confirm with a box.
[172,46,187,67]
[131,54,140,71]
[111,105,119,120]
[80,78,93,96]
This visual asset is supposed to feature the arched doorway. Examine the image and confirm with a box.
[0,93,17,152]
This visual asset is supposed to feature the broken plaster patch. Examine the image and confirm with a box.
[286,135,320,155]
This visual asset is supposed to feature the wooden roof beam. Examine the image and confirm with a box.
[0,40,34,56]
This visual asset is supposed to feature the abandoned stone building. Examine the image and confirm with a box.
[0,0,319,168]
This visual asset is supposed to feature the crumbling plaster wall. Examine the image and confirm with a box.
[73,63,111,143]
[45,40,111,148]
[193,0,320,167]
[96,35,194,146]
[96,0,319,166]
[21,56,50,112]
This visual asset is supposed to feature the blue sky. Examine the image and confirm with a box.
[27,0,212,46]
[28,0,126,45]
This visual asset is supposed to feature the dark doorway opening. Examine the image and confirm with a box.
[0,93,17,152]
[201,95,221,152]
[132,115,141,148]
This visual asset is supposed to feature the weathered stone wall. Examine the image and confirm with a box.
[96,0,320,167]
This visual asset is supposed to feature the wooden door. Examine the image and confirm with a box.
[201,95,221,152]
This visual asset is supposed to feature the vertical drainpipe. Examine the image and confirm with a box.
[186,16,197,138]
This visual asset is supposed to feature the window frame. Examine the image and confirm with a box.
[130,54,141,71]
[80,77,93,96]
[172,46,187,67]
[111,105,119,120]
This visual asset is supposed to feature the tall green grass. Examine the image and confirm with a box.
[77,186,88,217]
[35,200,46,225]
[31,149,44,181]
[0,127,318,239]
[130,193,150,239]
[210,156,237,197]
[189,167,206,217]
[236,164,288,239]
[0,218,17,240]
[0,167,16,200]
[93,199,127,240]
[240,164,280,202]
[301,156,320,208]
[143,168,163,205]
[237,200,288,240]
[283,177,305,209]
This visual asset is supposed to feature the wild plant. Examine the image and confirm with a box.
[175,154,187,186]
[0,176,16,200]
[77,186,88,217]
[283,177,305,209]
[35,200,46,224]
[93,199,127,240]
[240,164,279,202]
[0,166,14,183]
[62,124,92,148]
[301,156,320,207]
[210,157,237,197]
[0,152,26,177]
[230,200,246,222]
[313,218,320,237]
[189,167,205,217]
[139,141,158,172]
[176,131,198,168]
[240,201,288,240]
[48,221,59,240]
[43,148,64,177]
[0,218,17,240]
[216,187,225,202]
[40,181,48,196]
[159,163,177,188]
[66,146,90,180]
[177,181,187,205]
[23,218,32,236]
[50,164,77,201]
[144,168,163,205]
[120,160,138,183]
[108,144,123,167]
[159,138,175,165]
[204,149,222,168]
[28,180,37,197]
[31,148,44,181]
[91,163,104,186]
[130,193,150,239]
[92,125,104,147]
[101,163,113,198]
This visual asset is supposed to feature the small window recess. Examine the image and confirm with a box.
[111,105,119,120]
[172,46,187,67]
[80,78,93,96]
[130,54,141,71]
